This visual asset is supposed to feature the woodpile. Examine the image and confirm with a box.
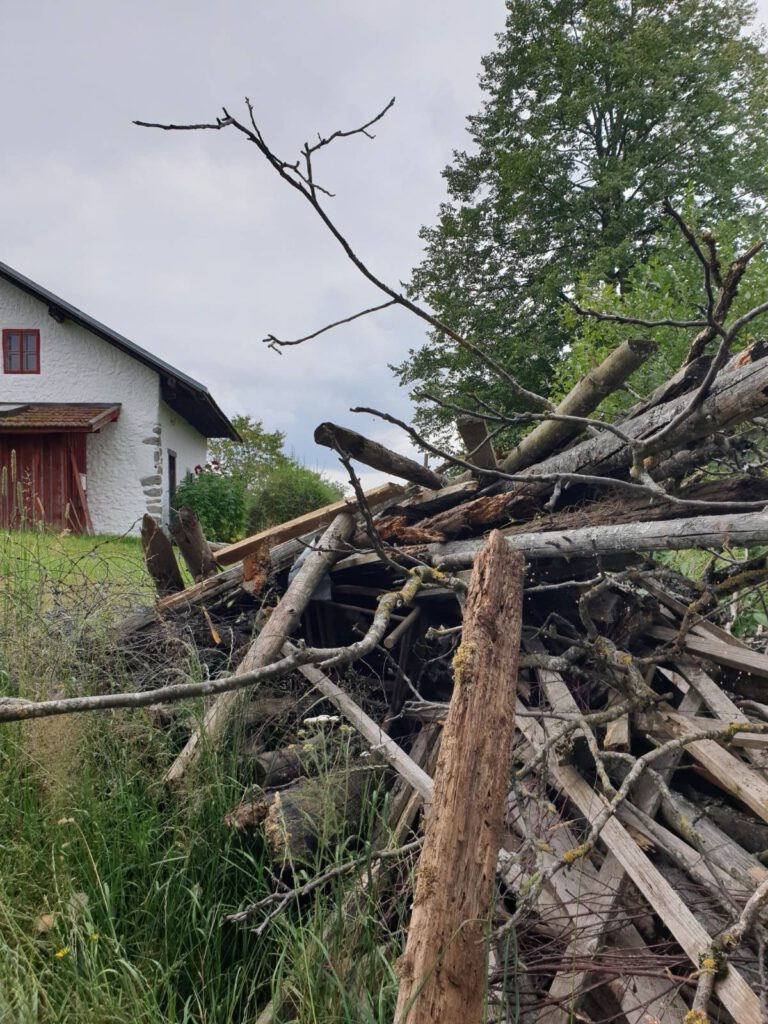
[9,236,768,1024]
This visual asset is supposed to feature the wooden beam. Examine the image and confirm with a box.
[649,623,768,680]
[394,532,524,1024]
[213,481,405,567]
[455,415,498,471]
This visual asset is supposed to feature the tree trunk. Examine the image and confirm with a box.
[394,531,524,1024]
[164,512,355,784]
[141,514,185,596]
[314,422,445,489]
[170,505,217,580]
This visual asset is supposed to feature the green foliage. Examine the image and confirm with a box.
[394,0,768,442]
[555,212,768,416]
[174,470,247,543]
[247,461,345,534]
[208,413,287,490]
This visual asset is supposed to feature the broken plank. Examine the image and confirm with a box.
[649,623,768,679]
[214,481,405,567]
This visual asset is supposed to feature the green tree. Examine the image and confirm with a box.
[246,461,345,534]
[174,471,247,543]
[208,414,287,490]
[394,0,768,444]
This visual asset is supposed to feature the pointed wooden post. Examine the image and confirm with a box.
[394,530,525,1024]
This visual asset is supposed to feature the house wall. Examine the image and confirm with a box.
[157,399,208,522]
[0,276,160,534]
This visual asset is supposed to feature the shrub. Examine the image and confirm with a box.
[247,462,345,534]
[173,470,247,543]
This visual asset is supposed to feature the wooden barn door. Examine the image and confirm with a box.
[0,433,87,531]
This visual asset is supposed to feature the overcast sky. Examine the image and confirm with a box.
[1,1,767,490]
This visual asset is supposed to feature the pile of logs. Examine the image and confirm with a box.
[10,273,768,1024]
[71,326,768,1023]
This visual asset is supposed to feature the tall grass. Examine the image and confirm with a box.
[0,529,406,1023]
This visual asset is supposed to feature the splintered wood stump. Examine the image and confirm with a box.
[170,505,217,580]
[394,530,524,1024]
[141,514,185,596]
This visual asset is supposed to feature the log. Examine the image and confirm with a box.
[314,422,445,489]
[250,736,325,787]
[169,505,217,581]
[140,514,185,596]
[394,531,524,1024]
[423,509,768,571]
[500,337,657,474]
[164,513,356,784]
[263,760,386,865]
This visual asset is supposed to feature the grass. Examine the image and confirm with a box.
[0,528,406,1023]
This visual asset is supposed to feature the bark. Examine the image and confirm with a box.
[140,514,185,596]
[164,513,356,784]
[169,505,217,580]
[500,337,657,474]
[314,422,445,489]
[422,509,768,571]
[394,531,524,1024]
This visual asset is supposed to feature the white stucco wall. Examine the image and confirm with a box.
[0,276,161,534]
[158,399,208,522]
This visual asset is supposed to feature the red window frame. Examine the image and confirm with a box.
[2,329,40,374]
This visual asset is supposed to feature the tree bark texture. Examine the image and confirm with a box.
[140,514,185,596]
[423,509,768,571]
[394,531,524,1024]
[314,422,445,489]
[169,505,217,580]
[164,512,355,784]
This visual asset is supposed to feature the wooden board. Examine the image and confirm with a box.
[649,623,768,679]
[213,481,405,566]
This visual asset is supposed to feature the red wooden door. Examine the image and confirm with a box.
[0,433,87,530]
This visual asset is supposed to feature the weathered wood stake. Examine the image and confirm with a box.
[394,530,524,1024]
[141,514,185,596]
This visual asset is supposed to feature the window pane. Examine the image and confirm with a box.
[22,333,38,371]
[4,332,20,371]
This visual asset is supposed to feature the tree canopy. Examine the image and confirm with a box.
[393,0,768,444]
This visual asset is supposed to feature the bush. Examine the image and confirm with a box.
[247,462,345,534]
[173,470,247,543]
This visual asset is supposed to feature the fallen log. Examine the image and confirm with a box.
[164,513,356,784]
[314,422,444,489]
[141,514,185,596]
[169,505,217,581]
[500,336,657,474]
[394,531,524,1024]
[263,760,387,865]
[421,509,768,571]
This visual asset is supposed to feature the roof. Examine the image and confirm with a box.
[0,402,121,431]
[0,261,240,441]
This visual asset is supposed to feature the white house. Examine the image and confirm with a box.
[0,261,239,535]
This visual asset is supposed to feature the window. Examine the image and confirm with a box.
[3,329,40,374]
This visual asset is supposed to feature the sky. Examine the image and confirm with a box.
[1,1,768,491]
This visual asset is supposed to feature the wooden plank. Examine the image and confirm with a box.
[290,652,433,803]
[649,623,768,679]
[643,706,768,823]
[639,709,768,748]
[214,481,405,566]
[516,699,761,1022]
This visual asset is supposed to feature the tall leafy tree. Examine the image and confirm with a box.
[394,0,768,443]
